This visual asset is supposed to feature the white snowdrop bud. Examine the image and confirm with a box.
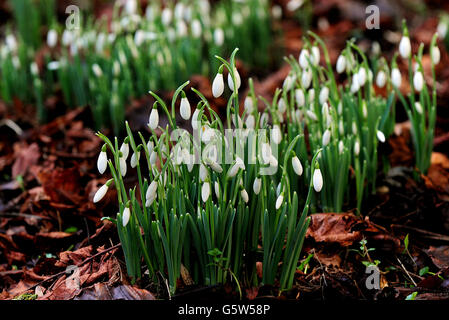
[130,151,140,168]
[415,102,423,115]
[319,87,329,105]
[180,96,191,120]
[93,183,109,203]
[227,68,241,92]
[311,46,320,65]
[437,21,448,39]
[62,30,72,46]
[283,75,295,91]
[269,155,278,168]
[122,207,130,227]
[308,88,315,102]
[161,8,172,25]
[399,36,411,59]
[299,49,309,69]
[338,141,344,154]
[336,55,346,73]
[275,194,284,210]
[47,29,58,48]
[134,30,145,46]
[362,100,368,118]
[149,107,159,130]
[245,114,255,129]
[209,160,223,174]
[97,151,108,174]
[352,122,358,135]
[391,68,402,88]
[212,72,224,98]
[191,19,202,38]
[313,169,323,192]
[351,74,360,93]
[146,181,158,201]
[322,129,331,146]
[244,96,254,113]
[431,45,441,65]
[92,64,103,77]
[6,35,17,52]
[292,156,303,176]
[338,101,343,115]
[120,141,130,160]
[241,189,249,203]
[30,62,39,76]
[301,69,312,89]
[253,177,262,195]
[147,140,154,154]
[377,130,386,143]
[295,89,305,107]
[213,28,224,46]
[119,155,127,177]
[413,71,424,92]
[278,98,287,113]
[214,181,220,198]
[150,151,157,165]
[125,0,137,14]
[376,70,386,88]
[199,163,208,182]
[306,110,318,121]
[145,191,157,207]
[339,120,344,135]
[354,140,360,156]
[357,67,367,87]
[202,182,211,202]
[192,109,200,130]
[272,125,282,145]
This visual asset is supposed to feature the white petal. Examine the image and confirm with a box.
[149,109,159,130]
[122,207,130,227]
[322,129,331,146]
[275,194,284,210]
[253,178,262,195]
[336,55,346,73]
[313,169,323,192]
[93,184,108,203]
[399,36,411,59]
[201,182,210,202]
[212,73,224,98]
[377,130,386,143]
[180,97,191,120]
[120,142,129,160]
[97,151,108,174]
[292,156,303,176]
[241,189,249,203]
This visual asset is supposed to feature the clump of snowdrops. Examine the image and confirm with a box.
[93,49,322,296]
[0,0,274,134]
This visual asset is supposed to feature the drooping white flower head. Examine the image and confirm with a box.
[47,29,58,48]
[201,182,211,202]
[97,149,108,174]
[338,140,344,154]
[295,89,305,107]
[212,71,224,98]
[377,130,386,143]
[437,21,448,39]
[299,49,310,69]
[354,140,360,156]
[253,177,262,195]
[376,70,387,88]
[131,151,140,168]
[146,181,158,201]
[336,54,346,74]
[357,67,367,87]
[227,67,241,92]
[391,68,402,88]
[272,125,282,145]
[275,194,284,210]
[149,107,159,130]
[431,45,441,65]
[301,68,312,89]
[319,87,329,105]
[241,189,249,203]
[292,156,303,176]
[161,8,172,26]
[322,129,331,146]
[93,183,109,203]
[415,101,423,115]
[245,114,255,129]
[180,95,191,120]
[214,181,220,198]
[199,163,208,182]
[413,71,424,92]
[122,207,131,227]
[311,46,320,66]
[213,28,225,46]
[399,35,411,59]
[119,155,127,177]
[120,140,130,160]
[192,109,200,130]
[313,168,323,192]
[191,19,202,38]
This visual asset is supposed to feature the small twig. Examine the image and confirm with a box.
[396,256,417,287]
[391,224,449,242]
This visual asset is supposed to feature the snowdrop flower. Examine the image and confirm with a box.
[295,89,305,107]
[283,75,295,91]
[245,114,255,129]
[214,181,220,198]
[413,71,424,92]
[122,207,131,227]
[299,49,309,69]
[271,5,282,19]
[47,29,58,48]
[275,194,284,210]
[399,35,411,59]
[272,125,282,145]
[125,0,137,14]
[191,19,202,38]
[362,100,368,118]
[176,20,188,37]
[357,67,367,87]
[260,112,268,128]
[339,120,344,135]
[199,163,208,182]
[47,61,60,71]
[214,28,224,46]
[322,129,331,146]
[338,101,343,115]
[241,189,249,203]
[313,168,323,192]
[278,98,287,113]
[253,177,262,195]
[391,68,402,88]
[415,102,423,115]
[161,8,172,25]
[351,74,360,93]
[146,181,158,202]
[287,0,304,11]
[336,54,346,73]
[93,180,112,203]
[212,70,224,98]
[431,45,441,65]
[319,87,329,105]
[149,107,159,130]
[208,160,223,174]
[376,70,387,88]
[6,35,17,52]
[352,122,358,135]
[228,157,245,178]
[191,109,200,130]
[244,96,254,113]
[306,110,318,121]
[119,155,127,177]
[97,148,108,174]
[377,130,386,143]
[201,182,211,202]
[227,67,241,92]
[148,149,157,165]
[437,21,447,39]
[62,30,73,46]
[134,30,145,46]
[30,62,39,76]
[130,151,140,168]
[92,64,103,77]
[120,140,130,160]
[301,68,312,88]
[338,141,344,154]
[292,156,303,176]
[354,140,360,156]
[311,46,320,66]
[180,94,191,120]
